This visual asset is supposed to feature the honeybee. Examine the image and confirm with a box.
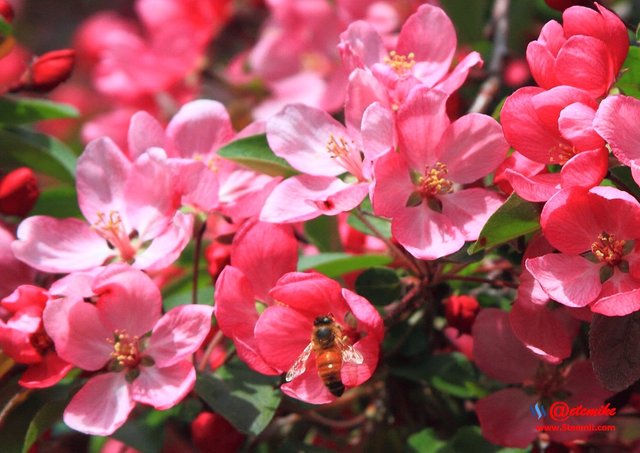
[286,314,363,397]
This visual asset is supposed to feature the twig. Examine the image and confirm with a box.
[304,410,368,430]
[468,0,511,114]
[0,389,31,429]
[197,330,225,372]
[192,220,208,305]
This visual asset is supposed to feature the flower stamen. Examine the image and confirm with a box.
[109,330,141,369]
[92,211,137,262]
[384,50,416,75]
[591,232,626,267]
[417,162,454,198]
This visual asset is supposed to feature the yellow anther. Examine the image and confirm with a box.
[417,162,454,198]
[591,232,626,266]
[384,50,416,75]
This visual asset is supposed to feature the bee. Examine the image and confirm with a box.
[286,314,363,397]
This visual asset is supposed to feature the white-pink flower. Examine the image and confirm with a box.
[43,264,213,435]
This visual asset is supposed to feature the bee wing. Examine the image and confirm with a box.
[285,342,313,382]
[342,344,364,365]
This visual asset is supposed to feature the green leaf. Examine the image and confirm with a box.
[616,46,640,98]
[162,271,214,311]
[22,400,67,453]
[0,18,12,37]
[304,215,342,252]
[195,361,281,436]
[111,411,165,453]
[406,428,446,453]
[0,97,79,125]
[217,134,297,177]
[347,199,392,239]
[298,252,391,278]
[609,165,640,200]
[468,193,541,254]
[355,267,401,305]
[31,185,82,218]
[0,128,76,185]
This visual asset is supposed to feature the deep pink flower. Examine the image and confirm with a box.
[527,186,640,316]
[501,85,607,201]
[0,285,72,388]
[254,272,383,404]
[43,264,213,435]
[12,139,193,273]
[474,309,611,447]
[372,87,508,259]
[526,3,628,99]
[214,220,298,375]
[593,94,640,185]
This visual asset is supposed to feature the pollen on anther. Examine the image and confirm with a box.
[591,232,626,267]
[384,50,416,75]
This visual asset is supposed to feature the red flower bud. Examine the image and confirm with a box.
[0,167,39,217]
[22,49,75,92]
[0,0,14,23]
[204,242,231,280]
[444,295,480,334]
[544,0,596,12]
[191,412,245,453]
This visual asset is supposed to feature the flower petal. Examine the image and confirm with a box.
[132,360,195,410]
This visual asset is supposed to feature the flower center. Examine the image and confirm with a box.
[92,211,137,262]
[384,50,415,75]
[109,330,141,369]
[417,162,453,198]
[29,324,53,355]
[326,134,364,180]
[548,143,577,165]
[591,232,626,267]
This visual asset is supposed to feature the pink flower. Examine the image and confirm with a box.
[526,3,628,99]
[43,264,213,435]
[526,186,640,316]
[215,220,298,375]
[260,102,391,223]
[593,94,640,185]
[0,223,34,299]
[0,285,72,388]
[474,309,611,447]
[254,272,383,404]
[372,87,508,259]
[12,138,193,273]
[501,85,607,201]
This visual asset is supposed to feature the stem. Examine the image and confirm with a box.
[192,219,208,305]
[0,389,31,429]
[304,410,368,430]
[468,0,510,114]
[440,274,517,288]
[197,330,225,372]
[354,208,425,277]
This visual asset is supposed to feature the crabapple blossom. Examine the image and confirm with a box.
[372,87,508,259]
[474,309,612,447]
[527,186,640,316]
[500,85,607,201]
[215,220,298,374]
[43,264,213,435]
[254,272,383,404]
[526,3,628,99]
[0,285,72,388]
[0,223,33,299]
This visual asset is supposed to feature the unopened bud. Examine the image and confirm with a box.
[544,0,596,11]
[18,49,75,92]
[0,167,39,217]
[0,0,14,23]
[444,295,480,335]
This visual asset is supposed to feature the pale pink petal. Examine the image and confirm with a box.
[146,305,213,367]
[214,267,279,375]
[260,176,368,223]
[0,225,34,299]
[173,160,220,212]
[64,373,134,436]
[438,114,509,183]
[280,356,335,405]
[505,170,560,202]
[338,21,385,72]
[133,211,193,272]
[509,298,580,363]
[12,217,112,273]
[166,100,234,159]
[559,147,607,189]
[93,264,162,336]
[60,301,113,370]
[557,102,602,150]
[591,288,640,316]
[254,305,313,372]
[526,254,601,308]
[49,268,103,300]
[42,295,80,349]
[441,189,505,241]
[19,352,73,389]
[397,4,455,86]
[218,168,280,220]
[127,111,166,159]
[472,308,539,384]
[593,95,640,165]
[132,360,195,410]
[476,388,539,448]
[76,137,131,222]
[230,220,297,303]
[393,205,464,260]
[397,87,450,170]
[266,104,349,177]
[360,102,396,179]
[371,148,413,218]
[434,51,483,94]
[345,69,389,134]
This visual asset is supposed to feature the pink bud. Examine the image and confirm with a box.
[26,49,75,92]
[444,295,480,334]
[0,167,39,217]
[191,412,245,453]
[0,0,14,23]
